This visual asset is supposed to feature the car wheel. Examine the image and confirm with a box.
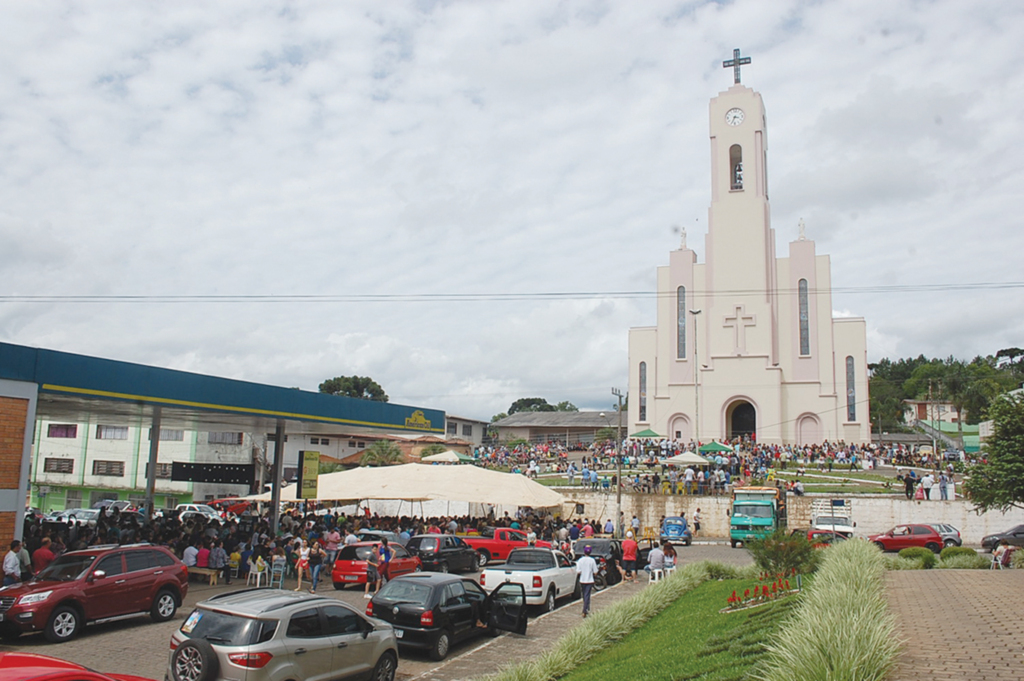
[873,541,887,552]
[414,565,422,572]
[686,539,692,547]
[730,540,737,549]
[372,651,397,681]
[151,589,178,622]
[439,561,449,574]
[543,587,556,613]
[333,581,345,590]
[45,605,81,643]
[925,542,940,554]
[171,638,220,681]
[594,573,607,591]
[476,551,490,569]
[943,539,958,548]
[429,628,453,661]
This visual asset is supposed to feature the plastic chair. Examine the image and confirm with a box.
[269,560,286,588]
[246,559,266,587]
[649,569,664,583]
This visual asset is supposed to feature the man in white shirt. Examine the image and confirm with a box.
[3,541,22,586]
[575,546,597,618]
[921,473,936,500]
[182,540,199,567]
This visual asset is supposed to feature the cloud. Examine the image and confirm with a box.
[1,0,1023,422]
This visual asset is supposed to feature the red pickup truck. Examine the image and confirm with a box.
[463,528,552,568]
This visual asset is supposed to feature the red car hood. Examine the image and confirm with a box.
[0,580,63,598]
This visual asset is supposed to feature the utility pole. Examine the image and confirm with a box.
[612,387,624,538]
[690,309,702,445]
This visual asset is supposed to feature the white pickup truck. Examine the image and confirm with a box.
[479,547,579,613]
[811,499,855,537]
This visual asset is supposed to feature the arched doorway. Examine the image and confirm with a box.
[727,400,756,439]
[669,414,691,442]
[797,414,821,446]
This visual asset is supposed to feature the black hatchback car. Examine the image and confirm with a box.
[404,535,477,573]
[365,573,527,661]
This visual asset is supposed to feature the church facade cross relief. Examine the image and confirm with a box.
[724,305,756,355]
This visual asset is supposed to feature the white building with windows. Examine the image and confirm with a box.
[628,61,869,446]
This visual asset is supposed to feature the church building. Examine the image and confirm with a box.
[628,51,870,446]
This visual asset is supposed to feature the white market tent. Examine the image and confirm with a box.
[664,451,711,466]
[251,463,564,509]
[420,450,464,463]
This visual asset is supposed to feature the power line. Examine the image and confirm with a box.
[1,281,1022,304]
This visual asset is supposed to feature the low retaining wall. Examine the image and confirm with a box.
[559,491,1024,545]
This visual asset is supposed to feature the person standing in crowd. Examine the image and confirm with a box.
[575,545,597,618]
[308,541,324,593]
[209,539,231,585]
[621,531,638,582]
[31,537,55,574]
[3,540,22,586]
[324,526,341,567]
[364,543,380,599]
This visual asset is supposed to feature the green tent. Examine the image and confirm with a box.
[699,441,733,453]
[630,428,661,438]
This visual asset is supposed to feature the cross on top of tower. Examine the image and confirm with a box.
[722,48,751,84]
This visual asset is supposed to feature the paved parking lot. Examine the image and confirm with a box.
[0,545,751,681]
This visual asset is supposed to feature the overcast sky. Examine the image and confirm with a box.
[2,0,1022,421]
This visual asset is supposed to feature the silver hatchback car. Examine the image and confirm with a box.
[168,589,398,681]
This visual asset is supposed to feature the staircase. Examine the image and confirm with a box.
[913,420,958,450]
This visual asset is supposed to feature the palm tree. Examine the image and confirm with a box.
[360,440,404,467]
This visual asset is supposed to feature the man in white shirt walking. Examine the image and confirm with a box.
[3,540,22,586]
[575,545,597,618]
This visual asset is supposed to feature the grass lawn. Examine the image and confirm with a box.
[558,578,798,681]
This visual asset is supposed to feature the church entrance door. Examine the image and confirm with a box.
[727,401,756,439]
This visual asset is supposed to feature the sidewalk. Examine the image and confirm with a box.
[409,578,647,681]
[886,570,1024,680]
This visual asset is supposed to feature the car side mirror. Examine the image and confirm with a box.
[887,531,893,537]
[89,570,106,582]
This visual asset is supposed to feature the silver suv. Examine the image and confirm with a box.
[168,589,398,681]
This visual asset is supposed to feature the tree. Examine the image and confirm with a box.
[420,443,447,457]
[319,376,389,402]
[490,412,508,423]
[319,461,345,475]
[508,398,556,414]
[555,401,579,412]
[360,440,404,466]
[963,392,1024,512]
[595,427,616,445]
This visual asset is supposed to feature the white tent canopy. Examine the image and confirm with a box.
[664,451,711,466]
[252,463,564,508]
[420,450,463,463]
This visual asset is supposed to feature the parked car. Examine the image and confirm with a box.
[175,504,222,525]
[366,573,527,661]
[807,530,849,549]
[659,517,693,546]
[404,535,478,574]
[331,542,421,589]
[43,508,100,527]
[356,530,402,546]
[168,589,398,681]
[868,524,944,553]
[479,548,578,612]
[0,544,188,642]
[981,524,1024,552]
[0,651,157,681]
[928,523,962,548]
[462,528,551,568]
[571,539,623,586]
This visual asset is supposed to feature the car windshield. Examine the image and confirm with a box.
[734,504,773,519]
[376,580,433,604]
[35,554,96,581]
[180,608,266,646]
[816,517,851,526]
[506,550,554,568]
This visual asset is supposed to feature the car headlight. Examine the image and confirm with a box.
[18,591,52,605]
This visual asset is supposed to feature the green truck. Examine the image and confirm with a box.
[729,486,788,548]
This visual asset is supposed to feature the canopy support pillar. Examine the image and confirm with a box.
[144,406,162,520]
[270,420,286,534]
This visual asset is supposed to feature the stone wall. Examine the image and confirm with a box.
[560,491,1024,545]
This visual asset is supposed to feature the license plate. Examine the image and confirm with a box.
[394,628,404,639]
[344,575,358,581]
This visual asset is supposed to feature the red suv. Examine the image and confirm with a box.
[868,524,944,553]
[0,543,188,643]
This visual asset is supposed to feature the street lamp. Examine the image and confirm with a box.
[611,387,624,538]
[689,309,702,445]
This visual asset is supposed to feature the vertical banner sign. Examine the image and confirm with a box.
[300,451,319,500]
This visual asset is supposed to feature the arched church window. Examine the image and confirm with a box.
[639,362,648,422]
[798,279,810,355]
[676,286,686,359]
[730,144,743,190]
[846,356,856,422]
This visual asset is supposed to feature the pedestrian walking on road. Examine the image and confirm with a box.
[576,546,597,617]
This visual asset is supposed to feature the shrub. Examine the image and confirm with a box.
[745,528,819,576]
[882,554,924,570]
[755,539,900,681]
[1013,550,1024,570]
[939,546,976,561]
[898,547,937,569]
[937,554,990,570]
